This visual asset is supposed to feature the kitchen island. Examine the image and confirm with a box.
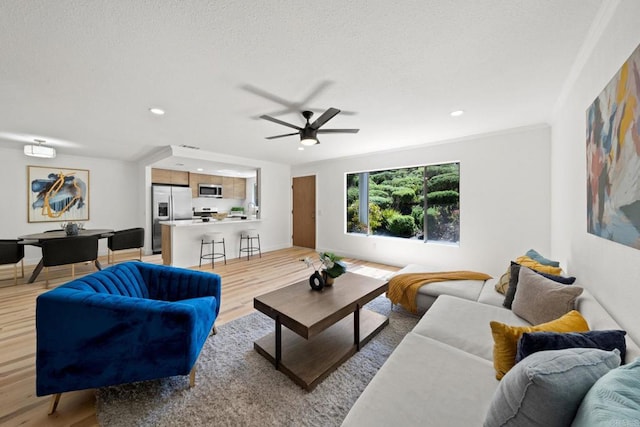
[160,218,262,268]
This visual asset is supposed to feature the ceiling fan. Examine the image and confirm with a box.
[260,108,359,146]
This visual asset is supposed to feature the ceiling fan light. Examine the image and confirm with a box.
[24,143,56,158]
[300,138,317,146]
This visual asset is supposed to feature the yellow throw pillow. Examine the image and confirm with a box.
[515,255,563,275]
[495,268,510,294]
[490,310,589,379]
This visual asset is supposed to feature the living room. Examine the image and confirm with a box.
[1,1,640,425]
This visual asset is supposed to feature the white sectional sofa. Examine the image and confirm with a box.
[341,265,640,426]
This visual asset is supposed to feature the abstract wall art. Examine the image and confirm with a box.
[27,166,90,223]
[586,42,640,249]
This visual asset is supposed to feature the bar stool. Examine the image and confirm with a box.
[239,229,261,260]
[199,232,226,268]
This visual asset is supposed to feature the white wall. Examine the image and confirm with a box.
[0,146,141,264]
[550,1,640,343]
[292,125,551,277]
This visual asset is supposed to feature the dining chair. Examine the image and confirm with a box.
[107,228,145,264]
[41,236,99,287]
[0,240,25,285]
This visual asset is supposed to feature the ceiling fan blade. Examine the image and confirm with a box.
[260,115,302,130]
[241,84,298,109]
[317,129,360,134]
[310,107,341,129]
[265,132,300,140]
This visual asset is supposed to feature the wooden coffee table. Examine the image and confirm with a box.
[253,271,389,390]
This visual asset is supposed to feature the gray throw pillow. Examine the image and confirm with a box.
[484,348,621,427]
[512,267,583,324]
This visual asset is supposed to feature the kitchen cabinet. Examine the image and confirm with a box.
[222,177,246,199]
[233,177,246,199]
[152,168,189,186]
[222,177,234,199]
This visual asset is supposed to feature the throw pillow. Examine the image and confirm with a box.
[484,348,621,427]
[572,357,640,426]
[515,255,562,275]
[511,267,583,324]
[503,263,576,309]
[515,330,627,363]
[490,310,589,380]
[525,248,561,267]
[495,268,510,294]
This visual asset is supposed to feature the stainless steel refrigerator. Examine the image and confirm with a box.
[152,185,193,253]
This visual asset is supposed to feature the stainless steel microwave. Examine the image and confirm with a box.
[198,184,223,198]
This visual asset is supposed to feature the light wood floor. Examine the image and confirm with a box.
[0,247,399,427]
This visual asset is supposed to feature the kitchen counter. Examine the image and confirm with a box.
[160,218,261,227]
[160,218,262,267]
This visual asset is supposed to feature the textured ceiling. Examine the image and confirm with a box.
[0,0,602,166]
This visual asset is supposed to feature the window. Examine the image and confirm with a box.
[346,162,460,244]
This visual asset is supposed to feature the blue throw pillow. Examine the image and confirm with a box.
[484,348,621,427]
[515,330,627,363]
[525,249,561,267]
[573,357,640,426]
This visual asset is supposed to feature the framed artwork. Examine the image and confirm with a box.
[27,166,90,223]
[586,42,640,249]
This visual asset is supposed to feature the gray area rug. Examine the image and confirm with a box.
[96,295,417,427]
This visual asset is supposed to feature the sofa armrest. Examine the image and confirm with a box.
[36,288,217,396]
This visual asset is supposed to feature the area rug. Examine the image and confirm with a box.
[96,295,417,427]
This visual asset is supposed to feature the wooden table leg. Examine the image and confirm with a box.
[354,304,360,351]
[275,316,281,370]
[27,258,44,283]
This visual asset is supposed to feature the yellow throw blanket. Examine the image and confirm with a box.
[388,271,493,313]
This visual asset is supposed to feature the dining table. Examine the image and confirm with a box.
[18,229,114,283]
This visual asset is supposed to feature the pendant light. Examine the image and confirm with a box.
[24,139,56,158]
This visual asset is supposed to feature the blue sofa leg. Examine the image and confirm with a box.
[48,393,61,415]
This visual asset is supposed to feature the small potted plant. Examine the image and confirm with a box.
[301,252,347,290]
[318,252,347,285]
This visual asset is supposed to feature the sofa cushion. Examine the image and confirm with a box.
[413,295,528,361]
[341,333,498,427]
[490,310,589,379]
[575,290,640,363]
[478,279,507,307]
[484,348,621,427]
[515,330,627,363]
[511,267,583,324]
[572,357,640,426]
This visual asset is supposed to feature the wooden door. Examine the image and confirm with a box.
[292,175,316,249]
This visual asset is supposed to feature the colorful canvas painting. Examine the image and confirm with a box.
[586,43,640,249]
[27,166,90,223]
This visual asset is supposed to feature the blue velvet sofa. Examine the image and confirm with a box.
[36,262,221,412]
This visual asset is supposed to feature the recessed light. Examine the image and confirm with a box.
[196,168,204,172]
[450,110,464,117]
[149,107,165,115]
[298,147,304,151]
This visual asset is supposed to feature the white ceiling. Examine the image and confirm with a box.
[0,0,603,166]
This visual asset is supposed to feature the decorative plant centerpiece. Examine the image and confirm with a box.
[301,252,347,291]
